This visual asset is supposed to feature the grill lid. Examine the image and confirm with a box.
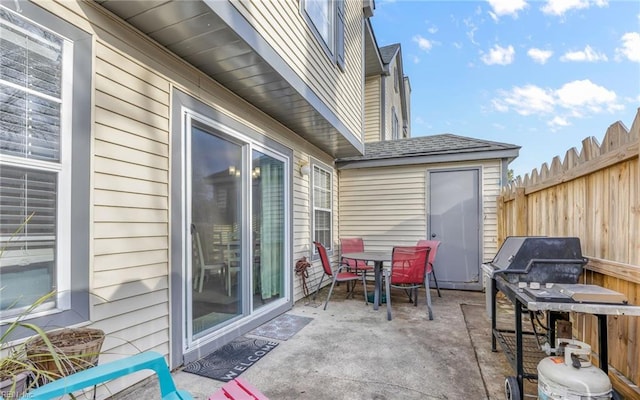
[489,236,588,284]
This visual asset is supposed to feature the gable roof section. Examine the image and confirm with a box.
[379,44,400,64]
[364,19,385,76]
[336,134,520,169]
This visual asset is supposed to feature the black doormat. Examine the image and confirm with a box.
[183,336,278,382]
[248,313,313,341]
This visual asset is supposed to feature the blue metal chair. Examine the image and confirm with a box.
[7,351,192,400]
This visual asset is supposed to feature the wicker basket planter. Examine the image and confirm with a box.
[0,370,30,399]
[26,328,105,382]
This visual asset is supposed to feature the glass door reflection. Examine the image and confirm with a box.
[252,150,285,310]
[190,125,242,336]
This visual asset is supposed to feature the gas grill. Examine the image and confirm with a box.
[484,236,588,399]
[484,236,640,399]
[484,236,588,285]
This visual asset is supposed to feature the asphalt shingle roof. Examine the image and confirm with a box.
[337,134,520,163]
[379,44,400,64]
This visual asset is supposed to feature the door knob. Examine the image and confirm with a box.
[431,233,436,238]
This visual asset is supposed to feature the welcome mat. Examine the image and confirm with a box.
[183,336,278,382]
[248,313,313,341]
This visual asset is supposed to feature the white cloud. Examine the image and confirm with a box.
[453,42,463,49]
[413,35,433,52]
[463,18,479,45]
[495,85,555,115]
[528,48,553,64]
[615,32,640,62]
[481,44,515,65]
[492,79,623,127]
[412,55,420,64]
[555,80,621,113]
[487,0,528,21]
[548,116,570,127]
[560,45,608,62]
[541,0,607,16]
[428,26,438,34]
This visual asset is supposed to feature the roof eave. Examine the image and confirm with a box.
[336,148,520,170]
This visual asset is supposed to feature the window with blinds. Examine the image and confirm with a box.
[0,7,64,312]
[312,164,332,251]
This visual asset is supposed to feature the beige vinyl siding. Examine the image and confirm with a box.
[292,151,312,298]
[382,56,403,141]
[481,161,503,262]
[339,166,427,250]
[22,0,344,394]
[233,0,364,139]
[339,160,503,262]
[364,76,381,142]
[92,41,172,387]
[291,154,341,298]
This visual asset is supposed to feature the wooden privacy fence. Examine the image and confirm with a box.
[497,108,640,397]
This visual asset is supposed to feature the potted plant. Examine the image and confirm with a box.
[0,292,58,398]
[25,325,105,383]
[0,291,106,398]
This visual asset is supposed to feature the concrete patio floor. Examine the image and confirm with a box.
[114,287,517,400]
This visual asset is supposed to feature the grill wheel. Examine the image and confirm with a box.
[504,376,521,400]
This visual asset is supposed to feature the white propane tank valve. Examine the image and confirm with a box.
[538,339,612,400]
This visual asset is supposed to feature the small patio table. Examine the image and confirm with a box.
[341,251,391,310]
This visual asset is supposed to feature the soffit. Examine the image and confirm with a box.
[95,0,364,158]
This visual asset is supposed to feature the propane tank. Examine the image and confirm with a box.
[538,339,612,400]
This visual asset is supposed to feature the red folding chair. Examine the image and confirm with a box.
[339,237,374,276]
[312,241,368,310]
[384,246,433,321]
[416,239,442,297]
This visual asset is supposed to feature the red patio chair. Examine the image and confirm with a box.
[384,246,432,321]
[416,239,442,297]
[312,241,368,310]
[339,237,375,276]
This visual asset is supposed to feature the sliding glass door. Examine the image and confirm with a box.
[186,118,288,342]
[190,125,243,336]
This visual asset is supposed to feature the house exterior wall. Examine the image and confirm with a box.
[364,76,381,142]
[382,55,404,141]
[403,76,411,138]
[232,0,364,140]
[338,159,504,263]
[9,0,354,395]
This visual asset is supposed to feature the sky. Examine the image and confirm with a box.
[370,0,640,178]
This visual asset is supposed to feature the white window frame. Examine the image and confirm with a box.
[0,3,91,329]
[311,161,333,253]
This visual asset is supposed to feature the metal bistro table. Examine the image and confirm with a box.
[489,275,640,400]
[341,251,391,310]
